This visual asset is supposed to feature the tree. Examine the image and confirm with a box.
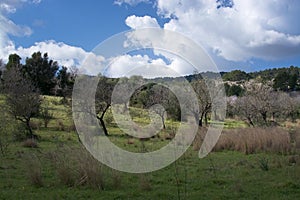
[0,59,5,82]
[6,54,22,70]
[2,67,41,138]
[39,103,53,128]
[56,66,73,99]
[223,70,250,81]
[95,76,115,136]
[191,80,212,127]
[24,52,59,95]
[246,83,274,125]
[234,96,256,126]
[147,84,169,129]
[273,70,299,92]
[225,83,245,97]
[233,81,298,126]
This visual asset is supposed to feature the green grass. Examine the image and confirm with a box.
[1,96,300,199]
[1,142,300,199]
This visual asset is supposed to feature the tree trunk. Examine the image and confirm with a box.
[162,114,166,129]
[247,117,254,127]
[26,119,32,137]
[25,118,37,139]
[204,111,209,126]
[99,117,109,136]
[97,104,110,136]
[123,102,128,113]
[261,112,268,126]
[199,113,205,127]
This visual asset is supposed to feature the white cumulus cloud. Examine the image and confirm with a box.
[156,0,300,62]
[125,15,160,29]
[106,53,195,78]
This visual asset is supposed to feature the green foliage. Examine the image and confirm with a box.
[258,157,269,171]
[224,83,245,96]
[39,103,54,128]
[23,52,59,95]
[5,54,21,70]
[56,66,74,97]
[274,71,299,91]
[0,108,15,156]
[223,70,250,81]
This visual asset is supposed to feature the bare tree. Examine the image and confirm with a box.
[234,96,256,126]
[233,81,299,126]
[191,80,212,127]
[245,83,274,125]
[95,76,115,136]
[147,84,169,129]
[2,67,41,138]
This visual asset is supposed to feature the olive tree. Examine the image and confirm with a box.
[95,76,115,136]
[2,67,41,138]
[146,84,170,129]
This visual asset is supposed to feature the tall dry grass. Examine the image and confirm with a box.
[193,127,291,154]
[49,146,105,190]
[24,154,43,187]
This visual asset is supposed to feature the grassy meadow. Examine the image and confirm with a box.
[1,96,300,199]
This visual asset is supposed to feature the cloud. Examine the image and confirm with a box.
[154,0,300,63]
[106,53,195,78]
[0,0,42,60]
[114,0,150,6]
[4,40,105,75]
[0,3,17,13]
[125,15,160,29]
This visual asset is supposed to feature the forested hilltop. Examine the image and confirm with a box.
[1,52,299,94]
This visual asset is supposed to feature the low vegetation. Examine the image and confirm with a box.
[0,52,300,199]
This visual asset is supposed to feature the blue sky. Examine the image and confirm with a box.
[1,0,300,76]
[8,1,160,50]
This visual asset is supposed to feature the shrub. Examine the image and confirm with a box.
[67,123,76,132]
[139,174,152,191]
[56,120,65,131]
[258,157,269,171]
[76,149,105,190]
[22,138,38,148]
[39,105,54,128]
[0,108,20,155]
[29,121,42,130]
[50,146,105,190]
[24,154,43,187]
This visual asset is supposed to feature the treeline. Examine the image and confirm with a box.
[222,66,300,92]
[1,52,300,138]
[0,52,76,97]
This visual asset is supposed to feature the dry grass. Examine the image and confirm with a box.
[29,121,41,130]
[56,120,65,131]
[292,129,300,150]
[49,146,105,190]
[193,127,291,154]
[24,154,43,187]
[139,174,152,191]
[22,138,38,148]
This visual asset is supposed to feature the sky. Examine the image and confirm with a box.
[1,0,300,77]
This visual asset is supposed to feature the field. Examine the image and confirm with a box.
[1,96,300,199]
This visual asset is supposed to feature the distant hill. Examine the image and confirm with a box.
[149,65,300,93]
